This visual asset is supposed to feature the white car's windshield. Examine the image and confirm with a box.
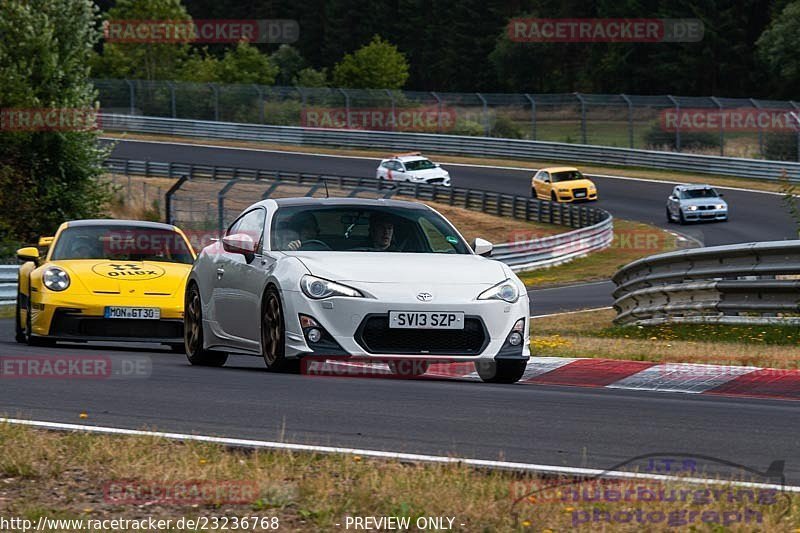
[50,226,194,264]
[681,189,719,199]
[403,159,436,171]
[271,206,470,254]
[551,171,583,183]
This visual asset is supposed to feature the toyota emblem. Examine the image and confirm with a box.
[417,292,433,302]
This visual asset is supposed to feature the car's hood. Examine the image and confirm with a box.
[407,167,448,178]
[554,178,594,190]
[290,252,506,286]
[680,197,726,207]
[48,259,191,294]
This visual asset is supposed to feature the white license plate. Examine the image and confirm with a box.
[104,307,160,320]
[389,311,464,329]
[574,192,586,198]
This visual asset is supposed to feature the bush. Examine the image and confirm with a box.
[490,115,526,139]
[764,132,799,161]
[643,122,720,150]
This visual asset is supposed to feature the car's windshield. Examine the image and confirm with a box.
[681,188,719,199]
[403,159,436,171]
[271,205,470,254]
[551,171,583,183]
[50,226,195,264]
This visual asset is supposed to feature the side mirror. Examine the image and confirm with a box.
[434,163,441,167]
[17,246,40,263]
[718,193,724,197]
[472,238,493,257]
[669,195,677,200]
[222,233,257,255]
[543,178,551,184]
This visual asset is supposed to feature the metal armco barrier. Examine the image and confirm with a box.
[103,157,613,273]
[101,114,800,181]
[0,265,19,305]
[612,241,800,325]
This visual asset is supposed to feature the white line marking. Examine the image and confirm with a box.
[104,137,791,197]
[2,417,797,492]
[530,307,612,319]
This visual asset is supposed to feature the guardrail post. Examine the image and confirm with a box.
[339,88,351,128]
[209,83,219,121]
[165,176,188,225]
[525,199,531,221]
[621,94,634,148]
[167,81,176,118]
[431,92,442,133]
[217,179,240,235]
[254,84,265,124]
[124,79,136,114]
[524,94,536,140]
[449,187,455,206]
[711,96,724,156]
[575,92,587,144]
[476,92,489,136]
[386,89,395,132]
[750,98,764,157]
[667,95,680,152]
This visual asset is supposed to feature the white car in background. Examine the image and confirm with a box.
[185,197,530,383]
[376,152,451,186]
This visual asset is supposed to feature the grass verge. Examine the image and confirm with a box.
[105,132,790,195]
[0,423,797,531]
[518,220,685,288]
[531,308,800,369]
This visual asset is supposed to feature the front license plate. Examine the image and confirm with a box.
[389,311,464,329]
[104,307,160,320]
[574,192,586,198]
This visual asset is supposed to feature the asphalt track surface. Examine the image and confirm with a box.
[4,139,794,483]
[1,320,798,484]
[109,138,798,247]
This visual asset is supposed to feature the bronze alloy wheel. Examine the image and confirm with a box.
[261,287,298,372]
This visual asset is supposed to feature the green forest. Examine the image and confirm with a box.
[90,0,800,98]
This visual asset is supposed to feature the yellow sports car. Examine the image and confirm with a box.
[15,219,195,348]
[531,166,598,203]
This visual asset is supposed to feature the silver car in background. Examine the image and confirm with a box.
[666,185,728,224]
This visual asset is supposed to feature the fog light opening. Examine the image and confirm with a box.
[307,328,322,343]
[508,332,523,346]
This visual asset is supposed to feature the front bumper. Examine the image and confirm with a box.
[29,290,184,343]
[556,189,598,202]
[681,207,728,221]
[280,289,530,362]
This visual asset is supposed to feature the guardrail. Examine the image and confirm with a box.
[101,114,800,181]
[0,265,18,306]
[612,241,800,325]
[103,157,613,272]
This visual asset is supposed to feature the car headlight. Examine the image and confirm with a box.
[477,279,519,303]
[686,205,698,211]
[715,204,726,210]
[43,267,70,291]
[300,275,363,299]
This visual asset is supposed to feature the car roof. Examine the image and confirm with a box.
[269,197,432,210]
[677,184,715,190]
[381,152,431,163]
[539,166,579,173]
[64,219,179,231]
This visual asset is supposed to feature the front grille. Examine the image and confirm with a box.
[572,188,588,197]
[426,177,445,184]
[49,309,182,340]
[698,205,715,210]
[356,315,488,355]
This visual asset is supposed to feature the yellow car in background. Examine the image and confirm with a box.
[15,219,195,348]
[531,166,598,203]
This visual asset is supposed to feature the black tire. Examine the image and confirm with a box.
[550,191,557,202]
[261,287,298,372]
[475,359,527,384]
[388,360,430,377]
[665,207,673,223]
[184,284,228,367]
[14,292,25,343]
[678,211,686,225]
[531,187,537,198]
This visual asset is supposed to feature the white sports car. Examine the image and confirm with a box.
[375,152,451,186]
[185,198,530,383]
